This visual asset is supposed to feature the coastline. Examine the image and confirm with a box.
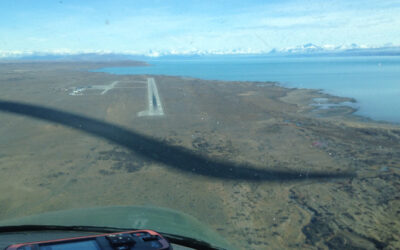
[115,71,398,128]
[94,55,400,124]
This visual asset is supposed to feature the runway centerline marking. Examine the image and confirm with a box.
[138,78,165,117]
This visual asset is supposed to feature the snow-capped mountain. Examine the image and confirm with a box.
[1,44,400,60]
[269,43,400,56]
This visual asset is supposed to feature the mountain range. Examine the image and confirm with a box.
[1,44,400,61]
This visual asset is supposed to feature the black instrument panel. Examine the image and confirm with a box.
[6,230,171,250]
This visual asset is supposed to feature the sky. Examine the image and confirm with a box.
[0,0,399,55]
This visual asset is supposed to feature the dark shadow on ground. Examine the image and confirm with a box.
[0,100,356,182]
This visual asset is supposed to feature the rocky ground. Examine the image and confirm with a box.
[0,62,399,249]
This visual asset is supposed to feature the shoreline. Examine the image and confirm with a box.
[95,69,400,128]
[93,56,400,125]
[2,59,398,127]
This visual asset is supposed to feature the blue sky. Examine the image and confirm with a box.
[1,0,399,55]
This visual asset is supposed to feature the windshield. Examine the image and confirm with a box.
[1,1,400,249]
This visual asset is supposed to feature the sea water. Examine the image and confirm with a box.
[93,56,400,124]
